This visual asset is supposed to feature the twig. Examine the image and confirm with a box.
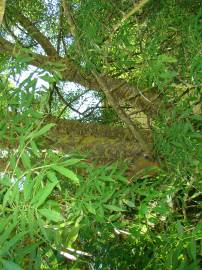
[57,1,63,55]
[62,0,76,37]
[54,84,83,116]
[106,0,150,42]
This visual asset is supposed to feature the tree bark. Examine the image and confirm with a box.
[0,36,157,117]
[0,116,157,173]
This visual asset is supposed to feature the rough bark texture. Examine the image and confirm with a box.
[45,117,152,162]
[0,116,158,174]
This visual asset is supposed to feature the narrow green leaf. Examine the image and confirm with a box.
[27,123,55,139]
[0,175,11,187]
[0,218,9,234]
[21,152,31,169]
[40,74,56,83]
[65,226,79,246]
[0,222,17,245]
[30,140,40,157]
[61,158,81,166]
[47,171,58,183]
[16,55,33,63]
[23,175,34,201]
[17,242,40,257]
[102,190,115,203]
[38,208,64,222]
[123,199,135,208]
[3,189,15,207]
[0,231,27,256]
[159,54,177,63]
[108,213,122,222]
[84,202,96,215]
[31,181,58,208]
[52,165,79,185]
[189,239,196,262]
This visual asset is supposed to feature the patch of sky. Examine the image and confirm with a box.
[8,65,97,119]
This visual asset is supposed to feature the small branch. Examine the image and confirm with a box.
[54,84,85,117]
[62,0,76,37]
[82,100,102,118]
[57,89,90,118]
[57,1,64,55]
[105,0,150,43]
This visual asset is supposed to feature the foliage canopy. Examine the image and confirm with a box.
[0,0,202,269]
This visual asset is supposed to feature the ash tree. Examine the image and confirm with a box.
[0,0,201,269]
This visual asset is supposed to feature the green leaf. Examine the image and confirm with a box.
[139,204,148,217]
[38,208,64,222]
[27,123,55,139]
[0,231,27,256]
[104,204,124,212]
[0,175,11,187]
[189,239,196,262]
[159,54,177,63]
[17,242,40,257]
[0,222,17,245]
[47,171,58,183]
[23,175,34,201]
[16,55,33,63]
[108,213,122,222]
[64,226,79,246]
[3,189,15,207]
[52,165,79,185]
[31,181,58,208]
[101,190,115,203]
[160,71,177,79]
[29,140,40,157]
[62,158,81,166]
[84,202,96,215]
[1,260,23,270]
[21,152,31,169]
[40,74,56,83]
[123,199,135,208]
[0,218,10,234]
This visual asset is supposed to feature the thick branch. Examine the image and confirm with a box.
[0,116,156,173]
[16,13,57,56]
[0,36,157,118]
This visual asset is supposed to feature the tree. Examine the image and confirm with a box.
[0,0,201,269]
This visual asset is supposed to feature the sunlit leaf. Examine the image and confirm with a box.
[40,74,56,83]
[21,152,31,169]
[31,181,58,208]
[27,123,55,139]
[38,208,64,222]
[52,165,79,185]
[84,202,96,215]
[29,140,40,157]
